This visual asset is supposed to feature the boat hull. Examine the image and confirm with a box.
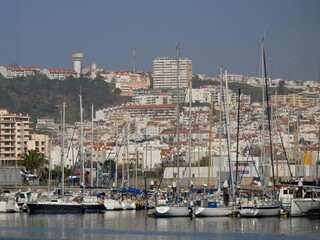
[81,203,106,213]
[290,198,320,217]
[239,204,280,218]
[26,202,82,214]
[0,201,17,213]
[194,207,231,217]
[104,199,125,211]
[122,199,136,210]
[155,206,191,218]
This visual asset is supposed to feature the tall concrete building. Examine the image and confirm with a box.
[0,109,49,168]
[153,57,192,89]
[0,109,32,167]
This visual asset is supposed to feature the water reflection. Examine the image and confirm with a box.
[0,212,319,239]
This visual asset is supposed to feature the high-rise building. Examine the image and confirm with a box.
[153,57,192,89]
[0,109,49,168]
[0,109,32,167]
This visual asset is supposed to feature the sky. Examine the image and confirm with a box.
[0,0,319,81]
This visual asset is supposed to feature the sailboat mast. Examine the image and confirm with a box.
[262,39,276,192]
[115,121,118,187]
[317,123,320,187]
[91,104,94,187]
[208,95,213,187]
[261,39,266,182]
[218,66,223,190]
[48,138,52,200]
[235,88,241,194]
[79,95,85,193]
[188,68,192,188]
[176,43,180,198]
[224,68,234,199]
[61,101,66,197]
[126,123,130,187]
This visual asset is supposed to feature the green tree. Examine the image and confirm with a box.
[20,149,46,174]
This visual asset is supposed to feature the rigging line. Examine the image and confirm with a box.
[273,115,294,179]
[239,139,254,184]
[105,123,127,187]
[239,128,261,180]
[67,154,80,188]
[235,88,241,193]
[65,126,77,159]
[228,90,262,182]
[104,122,126,161]
[222,75,232,191]
[166,76,192,187]
[157,155,172,191]
[262,41,276,194]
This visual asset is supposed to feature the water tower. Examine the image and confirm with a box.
[71,51,83,77]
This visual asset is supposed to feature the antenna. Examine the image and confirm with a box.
[133,50,136,74]
[289,58,292,81]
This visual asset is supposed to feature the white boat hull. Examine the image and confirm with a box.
[194,207,231,217]
[104,199,126,211]
[122,199,136,210]
[0,200,17,213]
[155,206,191,218]
[290,198,320,217]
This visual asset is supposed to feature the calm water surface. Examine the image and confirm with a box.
[0,211,319,240]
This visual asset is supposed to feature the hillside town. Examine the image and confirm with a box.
[2,2,320,239]
[1,51,319,192]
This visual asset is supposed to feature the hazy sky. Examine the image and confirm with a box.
[0,0,319,80]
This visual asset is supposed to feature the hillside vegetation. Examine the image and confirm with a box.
[0,73,300,128]
[0,74,130,125]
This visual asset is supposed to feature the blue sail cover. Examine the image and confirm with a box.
[121,187,143,194]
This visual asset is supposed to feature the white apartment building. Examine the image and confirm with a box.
[132,94,172,105]
[153,57,192,89]
[0,109,50,168]
[41,68,77,80]
[0,109,32,167]
[0,66,40,78]
[125,104,176,120]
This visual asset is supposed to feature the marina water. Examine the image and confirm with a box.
[0,211,319,240]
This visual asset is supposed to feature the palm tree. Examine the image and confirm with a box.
[20,149,47,175]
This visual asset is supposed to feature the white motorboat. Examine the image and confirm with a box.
[279,183,320,216]
[104,199,126,211]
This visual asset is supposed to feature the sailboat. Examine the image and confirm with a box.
[27,102,83,214]
[77,95,106,213]
[239,39,281,218]
[154,44,191,218]
[194,68,234,217]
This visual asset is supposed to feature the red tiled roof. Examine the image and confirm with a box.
[126,104,176,109]
[6,66,40,71]
[47,68,76,73]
